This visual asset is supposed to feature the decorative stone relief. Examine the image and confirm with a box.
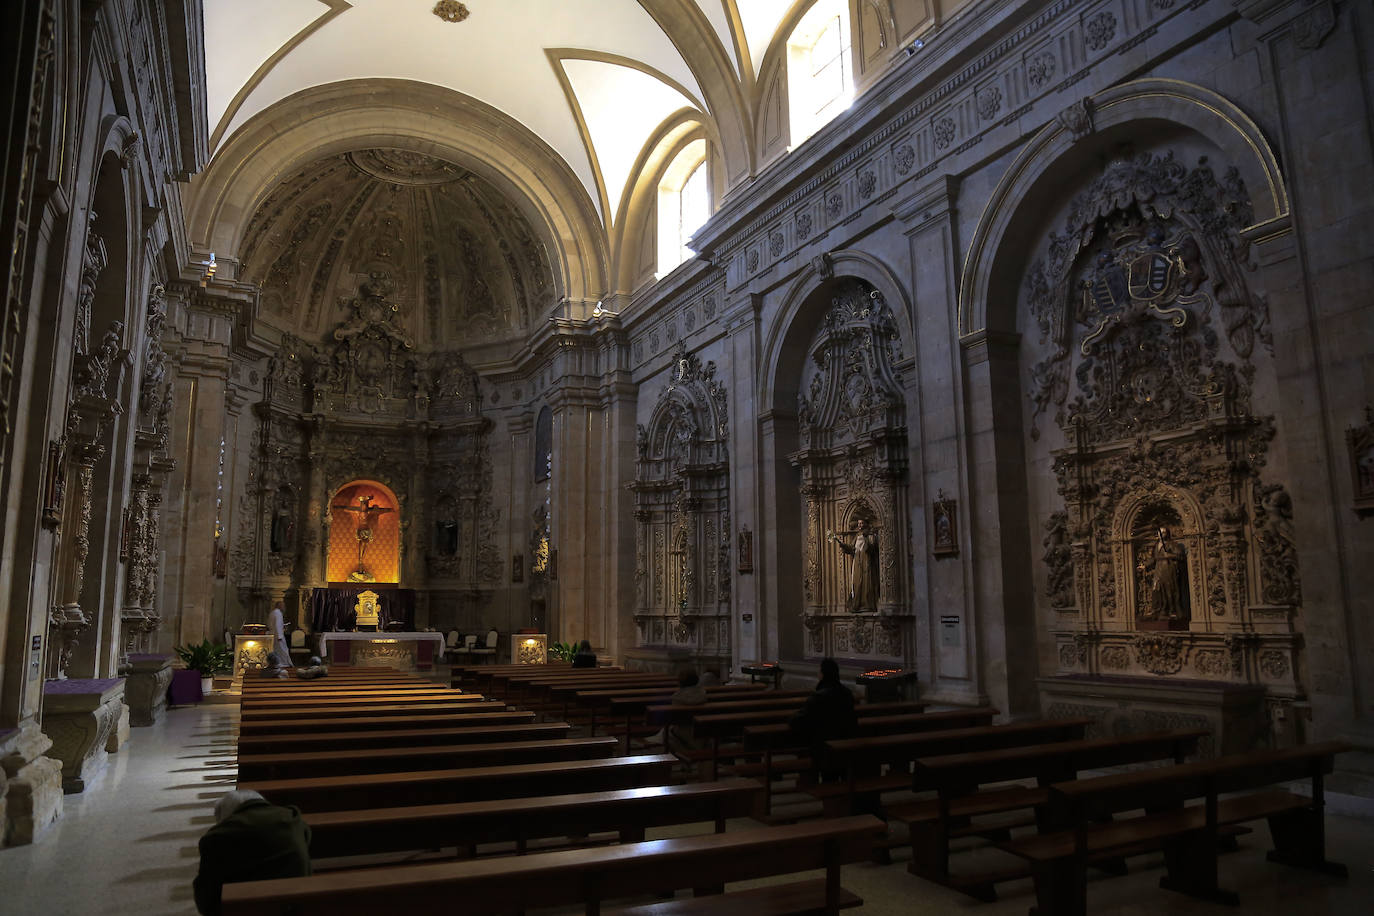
[894,144,915,175]
[1027,51,1056,89]
[793,278,913,658]
[1084,11,1117,51]
[976,87,1002,121]
[1055,98,1094,142]
[631,346,730,662]
[933,117,956,149]
[857,170,876,199]
[1131,634,1184,675]
[796,212,813,240]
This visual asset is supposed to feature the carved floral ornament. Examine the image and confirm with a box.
[433,2,470,24]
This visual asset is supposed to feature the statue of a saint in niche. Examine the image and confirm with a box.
[1137,526,1188,621]
[828,518,880,612]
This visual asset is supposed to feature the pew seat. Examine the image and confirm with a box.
[237,736,619,780]
[238,754,678,812]
[306,778,762,860]
[221,816,884,916]
[999,741,1349,916]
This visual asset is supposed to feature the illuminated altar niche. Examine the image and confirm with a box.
[327,480,401,584]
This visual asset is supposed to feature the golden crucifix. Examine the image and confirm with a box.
[332,494,394,581]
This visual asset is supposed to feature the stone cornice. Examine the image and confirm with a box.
[688,0,1234,293]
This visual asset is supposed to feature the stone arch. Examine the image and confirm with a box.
[185,80,609,310]
[958,78,1290,339]
[613,111,711,292]
[630,346,730,666]
[760,248,914,416]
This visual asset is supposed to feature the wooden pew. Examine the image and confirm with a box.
[238,754,679,812]
[306,778,763,860]
[240,690,469,710]
[740,707,999,815]
[999,742,1350,916]
[239,700,504,722]
[239,682,444,697]
[688,701,933,780]
[235,709,531,737]
[463,666,625,697]
[812,718,1093,816]
[450,662,570,690]
[221,815,885,916]
[505,673,675,709]
[237,735,620,781]
[572,684,766,738]
[237,721,568,754]
[894,728,1207,899]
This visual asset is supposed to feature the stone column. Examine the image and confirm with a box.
[961,329,1037,717]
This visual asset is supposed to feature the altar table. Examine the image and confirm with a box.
[319,632,445,671]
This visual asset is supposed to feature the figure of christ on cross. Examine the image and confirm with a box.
[333,494,394,582]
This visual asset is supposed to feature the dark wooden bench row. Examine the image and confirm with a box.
[306,778,762,860]
[893,728,1207,899]
[235,708,526,737]
[1000,740,1350,915]
[222,815,886,916]
[240,754,681,812]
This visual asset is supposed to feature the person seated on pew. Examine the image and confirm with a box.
[699,665,722,687]
[194,789,312,916]
[789,657,858,782]
[571,639,597,669]
[671,667,708,706]
[295,655,329,680]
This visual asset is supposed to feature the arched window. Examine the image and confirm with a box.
[657,138,709,275]
[786,0,853,146]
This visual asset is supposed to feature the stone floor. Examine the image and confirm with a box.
[0,701,1371,915]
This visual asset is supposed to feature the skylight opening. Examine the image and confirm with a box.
[657,139,709,276]
[786,0,853,146]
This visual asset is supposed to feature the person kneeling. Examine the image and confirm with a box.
[193,790,311,916]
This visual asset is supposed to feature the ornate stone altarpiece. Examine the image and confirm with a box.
[793,278,913,664]
[1024,152,1303,748]
[232,273,499,623]
[631,346,731,667]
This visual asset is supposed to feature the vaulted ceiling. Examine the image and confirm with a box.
[204,0,800,225]
[192,0,971,338]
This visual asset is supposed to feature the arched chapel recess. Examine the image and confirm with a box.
[631,346,731,669]
[780,276,917,670]
[963,80,1304,751]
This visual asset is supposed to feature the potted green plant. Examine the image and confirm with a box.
[175,639,233,694]
[548,640,577,663]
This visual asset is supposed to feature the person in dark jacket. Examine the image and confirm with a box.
[789,658,858,781]
[194,789,312,916]
[571,639,597,668]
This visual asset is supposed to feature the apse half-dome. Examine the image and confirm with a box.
[238,148,554,347]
